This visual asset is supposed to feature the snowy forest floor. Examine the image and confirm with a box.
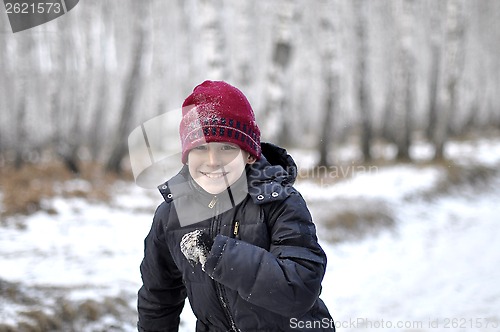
[1,136,500,332]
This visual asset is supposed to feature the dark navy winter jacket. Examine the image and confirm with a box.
[137,143,334,331]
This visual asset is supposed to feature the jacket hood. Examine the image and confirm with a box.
[244,142,298,204]
[258,142,297,185]
[247,142,297,185]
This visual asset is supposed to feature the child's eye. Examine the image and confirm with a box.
[221,144,238,151]
[193,145,208,151]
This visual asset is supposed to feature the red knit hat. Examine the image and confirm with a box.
[180,80,261,164]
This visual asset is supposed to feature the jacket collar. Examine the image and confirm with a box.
[246,142,297,204]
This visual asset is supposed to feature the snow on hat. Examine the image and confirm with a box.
[179,80,261,164]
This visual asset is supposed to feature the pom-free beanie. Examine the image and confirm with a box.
[180,80,261,164]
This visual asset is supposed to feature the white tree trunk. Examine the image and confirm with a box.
[261,0,296,145]
[14,34,33,168]
[317,0,341,166]
[199,0,227,80]
[355,0,372,161]
[389,0,415,160]
[234,0,254,86]
[89,1,112,161]
[434,0,466,160]
[426,1,445,141]
[106,1,149,173]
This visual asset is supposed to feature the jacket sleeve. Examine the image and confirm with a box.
[137,202,187,332]
[203,192,327,317]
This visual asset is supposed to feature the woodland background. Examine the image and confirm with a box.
[1,0,499,174]
[1,1,500,330]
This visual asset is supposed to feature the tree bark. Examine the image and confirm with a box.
[261,0,295,146]
[387,0,415,161]
[14,34,33,169]
[89,1,111,162]
[317,0,340,167]
[234,0,254,86]
[355,0,372,162]
[318,75,335,167]
[199,0,227,80]
[106,2,148,173]
[433,0,465,160]
[426,2,444,142]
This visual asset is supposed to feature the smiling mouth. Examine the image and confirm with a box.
[200,171,228,179]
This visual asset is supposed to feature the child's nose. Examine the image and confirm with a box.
[207,149,221,166]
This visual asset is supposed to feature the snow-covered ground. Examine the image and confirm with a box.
[315,169,500,332]
[1,137,500,331]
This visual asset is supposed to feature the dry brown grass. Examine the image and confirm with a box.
[410,160,499,200]
[312,158,499,243]
[0,278,135,332]
[0,297,134,332]
[0,161,132,218]
[312,198,395,243]
[18,310,63,332]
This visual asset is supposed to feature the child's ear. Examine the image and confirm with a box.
[246,154,257,164]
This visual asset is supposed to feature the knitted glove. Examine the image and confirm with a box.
[180,230,214,271]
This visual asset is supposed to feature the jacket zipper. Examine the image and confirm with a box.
[208,195,217,209]
[210,201,240,331]
[232,220,239,238]
[215,283,239,331]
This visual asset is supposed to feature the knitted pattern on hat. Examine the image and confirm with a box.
[180,80,261,164]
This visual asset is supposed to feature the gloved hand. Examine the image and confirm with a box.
[180,230,214,271]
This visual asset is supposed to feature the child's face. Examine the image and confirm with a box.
[187,142,255,194]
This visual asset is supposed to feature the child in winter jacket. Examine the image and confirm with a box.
[137,80,334,331]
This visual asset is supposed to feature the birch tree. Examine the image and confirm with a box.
[45,16,81,173]
[426,2,444,142]
[89,1,113,161]
[433,0,466,160]
[199,0,227,80]
[477,0,500,129]
[260,0,296,145]
[384,0,416,161]
[177,0,196,92]
[14,34,32,169]
[49,30,67,170]
[0,33,14,157]
[354,0,372,161]
[234,0,254,86]
[317,0,341,166]
[61,10,91,173]
[106,1,149,173]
